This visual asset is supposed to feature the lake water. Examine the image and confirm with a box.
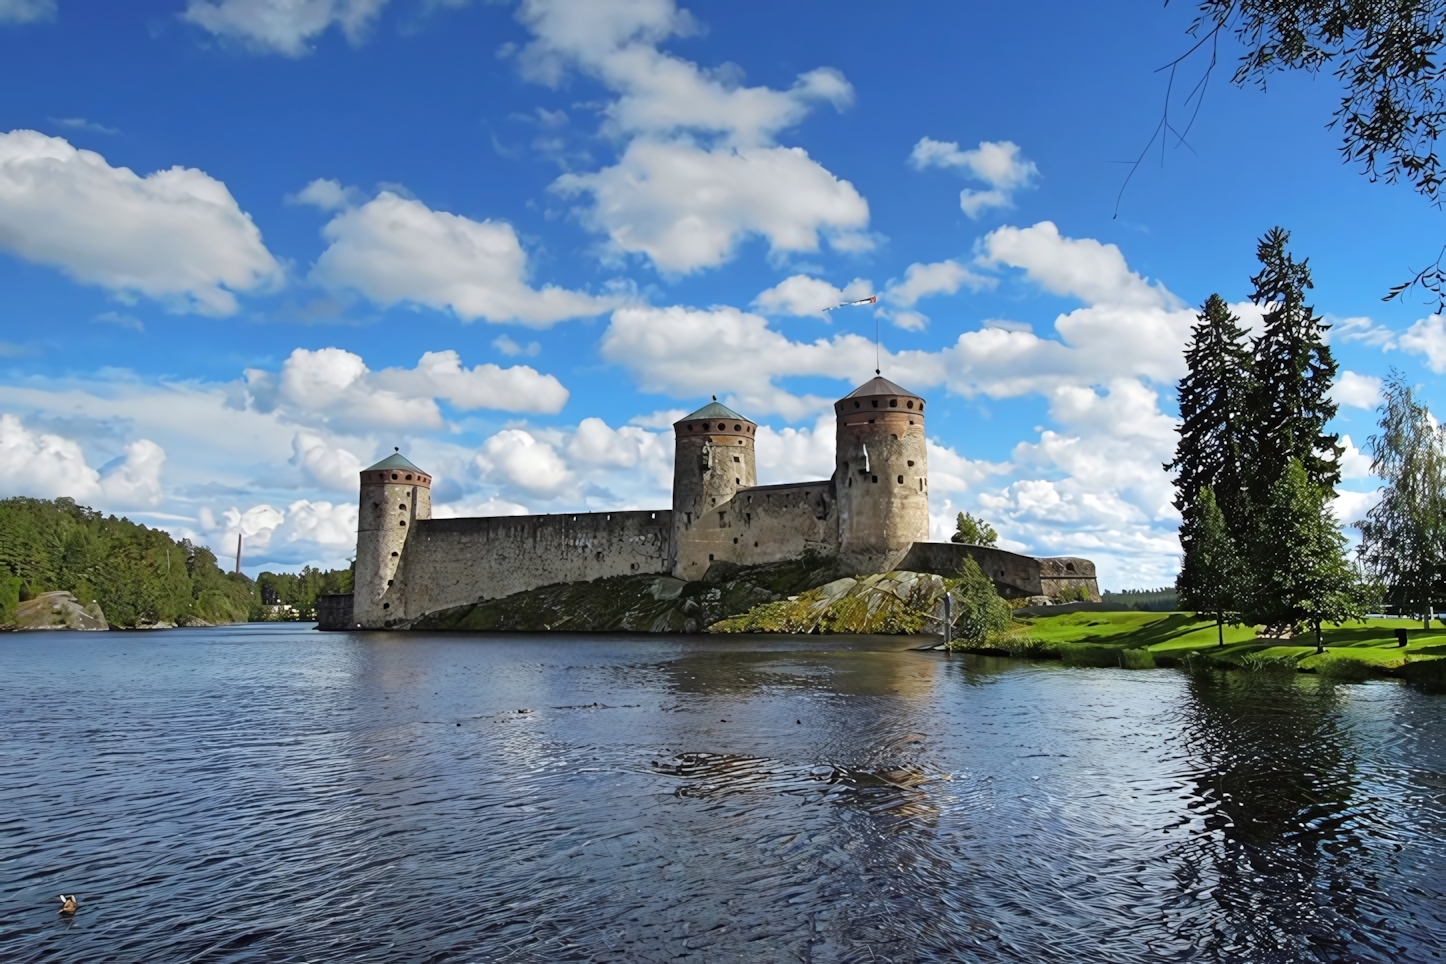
[2,625,1444,963]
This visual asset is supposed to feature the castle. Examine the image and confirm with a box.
[343,376,1099,629]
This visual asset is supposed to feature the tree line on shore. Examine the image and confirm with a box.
[1172,228,1445,649]
[0,496,352,628]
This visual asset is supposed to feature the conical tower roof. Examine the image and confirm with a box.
[677,399,753,423]
[364,451,424,473]
[843,375,920,399]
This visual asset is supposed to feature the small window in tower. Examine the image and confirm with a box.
[897,475,904,484]
[391,551,398,557]
[907,460,914,467]
[387,579,394,586]
[919,403,924,412]
[745,513,751,523]
[406,474,413,480]
[735,478,740,485]
[399,504,407,511]
[754,541,759,547]
[890,399,898,407]
[733,424,741,431]
[919,479,923,491]
[854,400,861,408]
[382,602,390,609]
[719,512,726,524]
[892,434,898,440]
[733,456,740,463]
[718,423,726,430]
[708,554,714,561]
[848,478,852,487]
[733,537,738,544]
[685,512,692,524]
[907,400,914,409]
[872,475,878,483]
[399,520,406,526]
[391,473,398,480]
[871,399,879,408]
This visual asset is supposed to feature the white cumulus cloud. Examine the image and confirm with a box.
[909,137,1038,219]
[311,190,614,326]
[0,130,282,315]
[1400,314,1446,372]
[979,221,1175,310]
[244,346,569,432]
[0,413,167,507]
[183,0,389,56]
[516,0,871,274]
[1333,370,1383,410]
[290,430,364,491]
[753,274,873,317]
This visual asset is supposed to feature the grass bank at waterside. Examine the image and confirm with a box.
[1003,611,1446,684]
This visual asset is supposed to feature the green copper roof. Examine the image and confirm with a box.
[364,452,425,473]
[677,399,752,423]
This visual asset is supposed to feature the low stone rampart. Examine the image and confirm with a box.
[381,510,673,625]
[896,542,1044,598]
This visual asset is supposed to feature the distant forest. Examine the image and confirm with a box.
[0,497,352,628]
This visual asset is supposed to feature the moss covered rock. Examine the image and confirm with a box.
[411,553,849,633]
[709,570,950,635]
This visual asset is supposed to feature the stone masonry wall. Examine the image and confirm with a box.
[896,542,1044,598]
[711,481,838,569]
[380,510,673,626]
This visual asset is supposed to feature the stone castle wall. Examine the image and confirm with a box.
[702,481,838,569]
[377,510,674,626]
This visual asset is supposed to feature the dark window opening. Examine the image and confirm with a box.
[906,400,914,409]
[733,456,740,463]
[387,579,394,586]
[897,475,904,484]
[391,473,398,480]
[733,537,738,544]
[745,513,751,523]
[708,554,714,561]
[735,478,740,484]
[733,424,741,431]
[406,474,413,480]
[907,460,914,467]
[399,504,407,510]
[399,520,406,527]
[1066,563,1077,572]
[889,399,898,407]
[382,602,390,609]
[391,551,398,557]
[871,399,878,408]
[754,541,759,547]
[872,475,878,483]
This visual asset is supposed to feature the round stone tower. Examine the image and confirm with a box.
[671,399,757,580]
[834,376,929,573]
[354,450,432,628]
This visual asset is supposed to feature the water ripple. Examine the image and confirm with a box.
[0,628,1443,962]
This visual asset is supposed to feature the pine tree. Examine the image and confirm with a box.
[1177,486,1244,646]
[1244,227,1343,506]
[1356,371,1446,627]
[1245,460,1365,653]
[1168,293,1253,558]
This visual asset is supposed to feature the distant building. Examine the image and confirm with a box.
[349,377,1098,629]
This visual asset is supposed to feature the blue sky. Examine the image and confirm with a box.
[0,0,1440,588]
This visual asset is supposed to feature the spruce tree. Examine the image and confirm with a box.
[1168,293,1253,555]
[1244,227,1343,506]
[1177,486,1244,647]
[1245,460,1364,653]
[1356,371,1446,627]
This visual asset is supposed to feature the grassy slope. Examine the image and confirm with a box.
[1018,611,1446,671]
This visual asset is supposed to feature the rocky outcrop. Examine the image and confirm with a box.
[411,554,851,633]
[10,592,108,631]
[709,571,950,634]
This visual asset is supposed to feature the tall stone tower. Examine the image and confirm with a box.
[672,399,757,580]
[834,376,929,573]
[354,451,432,628]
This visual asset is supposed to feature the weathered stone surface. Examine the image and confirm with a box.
[11,591,108,631]
[410,554,848,633]
[709,570,950,635]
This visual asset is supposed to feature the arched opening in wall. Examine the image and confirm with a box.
[391,551,398,557]
[890,399,898,407]
[399,520,406,527]
[907,400,914,409]
[387,579,393,586]
[383,603,390,609]
[854,401,860,408]
[398,504,407,511]
[897,475,904,484]
[872,475,878,483]
[708,554,714,561]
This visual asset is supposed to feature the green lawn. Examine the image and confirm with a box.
[1014,610,1446,673]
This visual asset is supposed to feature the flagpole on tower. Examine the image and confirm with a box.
[822,294,881,375]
